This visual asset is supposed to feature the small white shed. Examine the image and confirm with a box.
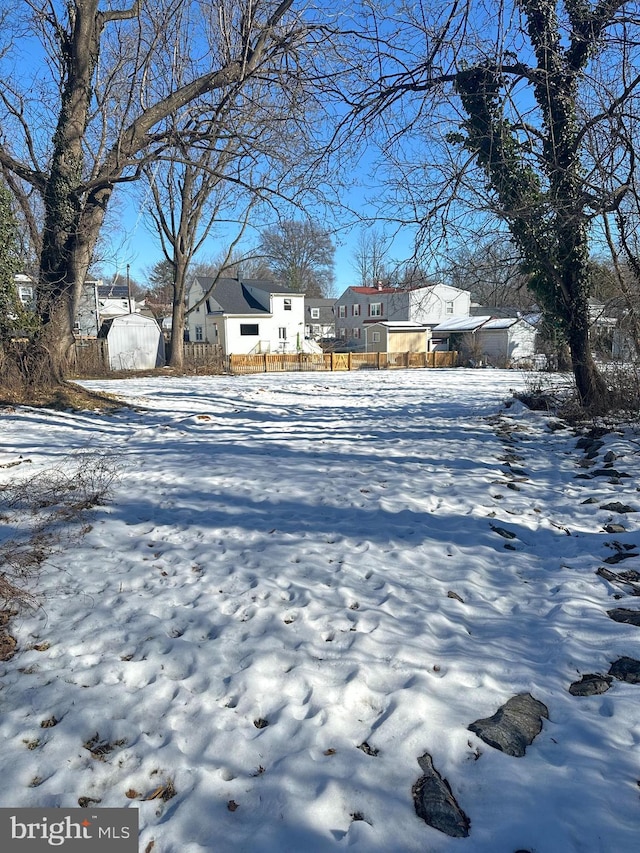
[476,318,537,365]
[98,314,165,371]
[432,316,537,366]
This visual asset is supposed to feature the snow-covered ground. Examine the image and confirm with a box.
[1,368,639,852]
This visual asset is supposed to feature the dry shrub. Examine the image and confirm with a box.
[0,452,117,610]
[601,363,640,420]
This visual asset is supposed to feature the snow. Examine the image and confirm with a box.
[1,368,639,852]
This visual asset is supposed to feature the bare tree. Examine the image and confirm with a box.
[444,236,533,312]
[351,226,391,286]
[0,0,317,395]
[259,219,335,296]
[349,0,640,410]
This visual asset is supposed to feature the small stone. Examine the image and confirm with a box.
[357,741,379,756]
[491,524,517,540]
[591,469,630,479]
[447,590,464,603]
[604,551,638,564]
[253,718,269,729]
[600,503,637,514]
[603,451,617,463]
[581,497,598,504]
[568,673,612,696]
[604,524,626,533]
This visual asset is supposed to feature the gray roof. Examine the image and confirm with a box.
[196,277,297,315]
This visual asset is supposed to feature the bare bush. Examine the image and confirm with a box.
[0,452,117,610]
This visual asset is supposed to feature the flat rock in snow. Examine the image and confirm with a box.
[568,673,612,696]
[608,657,640,683]
[607,609,640,626]
[468,693,549,757]
[412,752,470,838]
[600,502,637,514]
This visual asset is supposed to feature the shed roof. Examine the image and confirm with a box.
[432,316,491,333]
[366,321,429,331]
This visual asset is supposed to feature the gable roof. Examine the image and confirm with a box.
[195,277,300,316]
[348,285,398,295]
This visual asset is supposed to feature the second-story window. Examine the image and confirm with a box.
[284,299,292,311]
[338,305,346,318]
[369,302,382,317]
[352,304,361,316]
[310,307,320,319]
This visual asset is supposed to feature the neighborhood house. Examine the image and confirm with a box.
[333,283,471,347]
[187,277,306,355]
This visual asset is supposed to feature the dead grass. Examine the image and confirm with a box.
[0,380,124,412]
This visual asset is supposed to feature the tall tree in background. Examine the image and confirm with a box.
[444,237,532,312]
[353,0,640,410]
[351,227,391,286]
[259,220,335,296]
[0,0,307,396]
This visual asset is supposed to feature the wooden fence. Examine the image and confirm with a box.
[229,350,458,375]
[182,342,225,373]
[73,338,110,375]
[71,339,457,376]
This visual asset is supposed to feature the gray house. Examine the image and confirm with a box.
[304,298,336,339]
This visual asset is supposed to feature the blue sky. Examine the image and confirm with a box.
[103,164,419,297]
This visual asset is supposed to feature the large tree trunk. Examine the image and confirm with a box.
[169,256,188,371]
[565,290,609,411]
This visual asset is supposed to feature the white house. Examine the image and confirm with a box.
[334,283,471,346]
[187,277,305,354]
[432,315,537,365]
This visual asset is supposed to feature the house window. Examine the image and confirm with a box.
[284,299,292,311]
[352,327,361,339]
[369,302,382,317]
[352,304,361,316]
[338,327,347,338]
[372,331,381,343]
[445,300,454,314]
[279,327,287,340]
[338,305,346,318]
[240,323,259,335]
[312,324,321,335]
[310,307,320,319]
[195,325,203,341]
